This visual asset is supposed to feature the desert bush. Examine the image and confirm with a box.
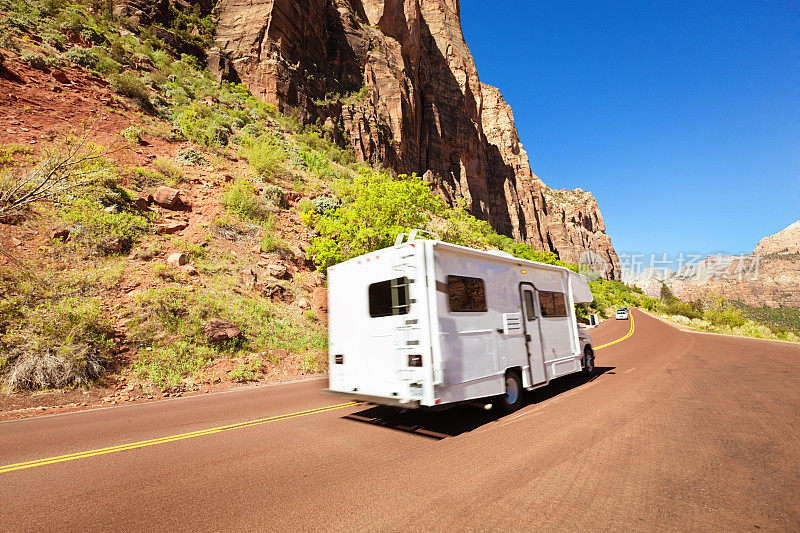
[262,184,286,208]
[152,157,182,185]
[222,176,265,219]
[87,45,122,75]
[61,195,149,253]
[0,132,115,220]
[0,143,32,167]
[0,296,113,391]
[227,357,262,382]
[20,50,52,70]
[174,103,232,147]
[300,352,326,374]
[0,34,19,52]
[664,299,704,320]
[133,341,214,387]
[240,122,263,138]
[121,126,143,145]
[63,45,98,68]
[128,281,326,385]
[238,134,287,178]
[311,195,338,215]
[110,71,153,111]
[175,147,206,166]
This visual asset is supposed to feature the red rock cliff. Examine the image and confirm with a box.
[213,0,620,277]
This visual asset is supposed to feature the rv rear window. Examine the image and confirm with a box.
[368,277,410,318]
[447,276,487,312]
[539,291,567,318]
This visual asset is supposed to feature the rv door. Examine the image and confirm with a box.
[520,284,547,385]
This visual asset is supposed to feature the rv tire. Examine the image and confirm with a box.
[583,347,595,376]
[497,371,523,413]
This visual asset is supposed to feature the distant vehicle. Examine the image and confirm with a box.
[325,231,596,413]
[616,308,629,320]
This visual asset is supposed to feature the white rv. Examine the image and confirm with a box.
[325,232,596,412]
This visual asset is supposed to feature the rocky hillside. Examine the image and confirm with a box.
[632,220,800,309]
[209,0,619,276]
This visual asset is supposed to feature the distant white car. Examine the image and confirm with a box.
[615,308,629,320]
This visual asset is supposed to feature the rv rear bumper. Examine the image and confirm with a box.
[323,389,421,408]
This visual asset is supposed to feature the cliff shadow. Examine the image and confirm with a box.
[417,16,523,241]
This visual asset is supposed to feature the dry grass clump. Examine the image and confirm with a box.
[1,294,113,391]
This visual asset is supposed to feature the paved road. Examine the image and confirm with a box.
[1,310,798,531]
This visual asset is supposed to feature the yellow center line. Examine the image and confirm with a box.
[0,401,362,475]
[595,311,635,350]
[3,313,638,475]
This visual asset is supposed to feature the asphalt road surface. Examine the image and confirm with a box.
[1,310,798,531]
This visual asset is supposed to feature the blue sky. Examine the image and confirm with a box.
[460,0,798,263]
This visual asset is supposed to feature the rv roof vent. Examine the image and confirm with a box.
[486,250,514,258]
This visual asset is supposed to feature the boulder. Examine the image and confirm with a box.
[50,227,70,241]
[52,70,69,84]
[135,193,153,210]
[130,247,155,261]
[240,267,257,288]
[267,263,289,279]
[98,238,123,254]
[167,252,188,267]
[157,220,188,235]
[152,186,182,209]
[203,320,241,344]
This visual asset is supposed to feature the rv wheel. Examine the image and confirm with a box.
[583,347,595,376]
[498,372,523,412]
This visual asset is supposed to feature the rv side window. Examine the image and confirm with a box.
[368,277,410,318]
[539,291,567,317]
[447,275,487,312]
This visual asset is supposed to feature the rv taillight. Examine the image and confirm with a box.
[408,354,422,367]
[334,354,344,364]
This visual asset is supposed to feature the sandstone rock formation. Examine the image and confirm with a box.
[755,220,800,256]
[213,0,620,277]
[631,220,800,308]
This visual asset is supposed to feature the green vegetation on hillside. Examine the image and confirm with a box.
[657,285,799,342]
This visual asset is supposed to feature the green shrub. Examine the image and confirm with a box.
[228,357,262,382]
[63,46,98,68]
[20,50,52,70]
[175,147,206,166]
[664,299,704,320]
[58,178,150,253]
[221,176,264,219]
[300,352,326,374]
[110,71,152,111]
[153,157,183,185]
[174,103,232,147]
[0,143,33,167]
[88,45,122,75]
[310,170,442,269]
[122,126,143,145]
[133,341,214,387]
[239,134,287,178]
[311,195,339,215]
[128,281,326,385]
[262,184,286,208]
